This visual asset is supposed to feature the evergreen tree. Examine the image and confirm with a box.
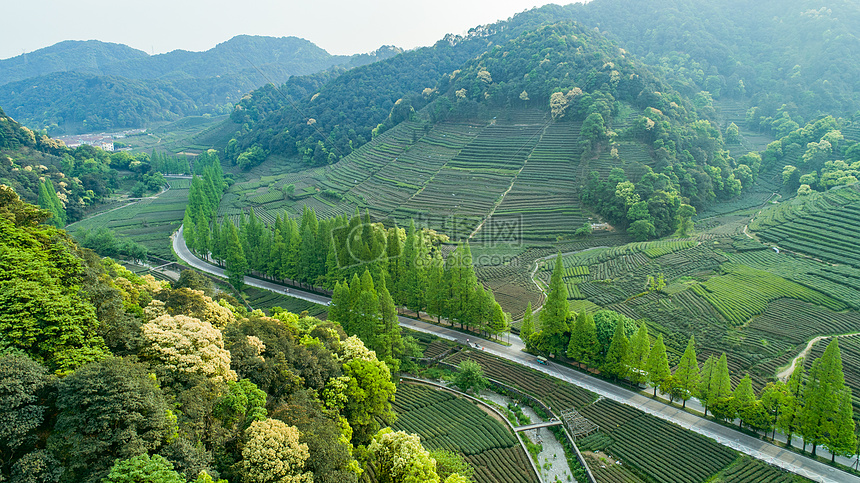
[826,390,856,462]
[354,270,381,344]
[697,356,717,417]
[194,214,210,260]
[645,335,670,397]
[567,311,598,368]
[800,339,855,458]
[520,302,535,349]
[385,226,402,293]
[603,319,630,381]
[539,255,570,354]
[444,244,477,328]
[776,357,806,445]
[329,281,351,328]
[708,353,734,422]
[377,283,403,372]
[406,229,429,317]
[286,218,301,280]
[270,229,286,278]
[210,220,223,265]
[732,374,757,429]
[425,259,445,323]
[628,322,651,386]
[395,220,417,307]
[224,220,248,290]
[486,293,508,339]
[183,211,196,254]
[759,381,786,440]
[672,336,700,408]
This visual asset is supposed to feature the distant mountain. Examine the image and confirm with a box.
[0,40,148,85]
[0,37,401,134]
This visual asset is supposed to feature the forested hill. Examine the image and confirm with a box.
[231,0,860,169]
[564,0,860,132]
[0,36,344,86]
[0,37,401,135]
[0,40,148,85]
[226,7,608,164]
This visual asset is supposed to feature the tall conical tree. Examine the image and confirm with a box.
[646,335,670,397]
[628,322,651,386]
[354,270,381,344]
[520,302,535,349]
[733,374,756,429]
[395,219,417,307]
[183,211,196,253]
[567,311,599,368]
[759,381,787,440]
[406,229,429,318]
[195,213,210,260]
[539,255,570,354]
[826,389,856,463]
[329,280,351,328]
[800,338,854,457]
[781,360,806,446]
[697,355,717,417]
[603,319,630,381]
[672,335,700,408]
[425,259,445,323]
[377,283,403,372]
[224,220,248,290]
[210,219,223,265]
[708,353,734,422]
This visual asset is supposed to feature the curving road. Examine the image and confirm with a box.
[172,226,859,483]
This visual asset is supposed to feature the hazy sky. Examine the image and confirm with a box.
[1,0,581,60]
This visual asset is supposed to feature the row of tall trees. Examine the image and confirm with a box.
[185,204,511,339]
[523,255,856,461]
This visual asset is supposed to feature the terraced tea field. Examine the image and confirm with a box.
[391,382,538,483]
[752,186,860,267]
[218,109,660,243]
[579,399,751,483]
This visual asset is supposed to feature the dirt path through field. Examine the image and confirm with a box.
[778,332,860,381]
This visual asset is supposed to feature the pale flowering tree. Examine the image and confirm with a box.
[144,299,167,321]
[476,69,492,84]
[140,274,168,296]
[142,314,237,382]
[243,419,313,483]
[368,429,439,483]
[247,335,266,360]
[341,335,377,362]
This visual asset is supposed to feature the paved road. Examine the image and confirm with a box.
[173,226,330,306]
[172,226,859,483]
